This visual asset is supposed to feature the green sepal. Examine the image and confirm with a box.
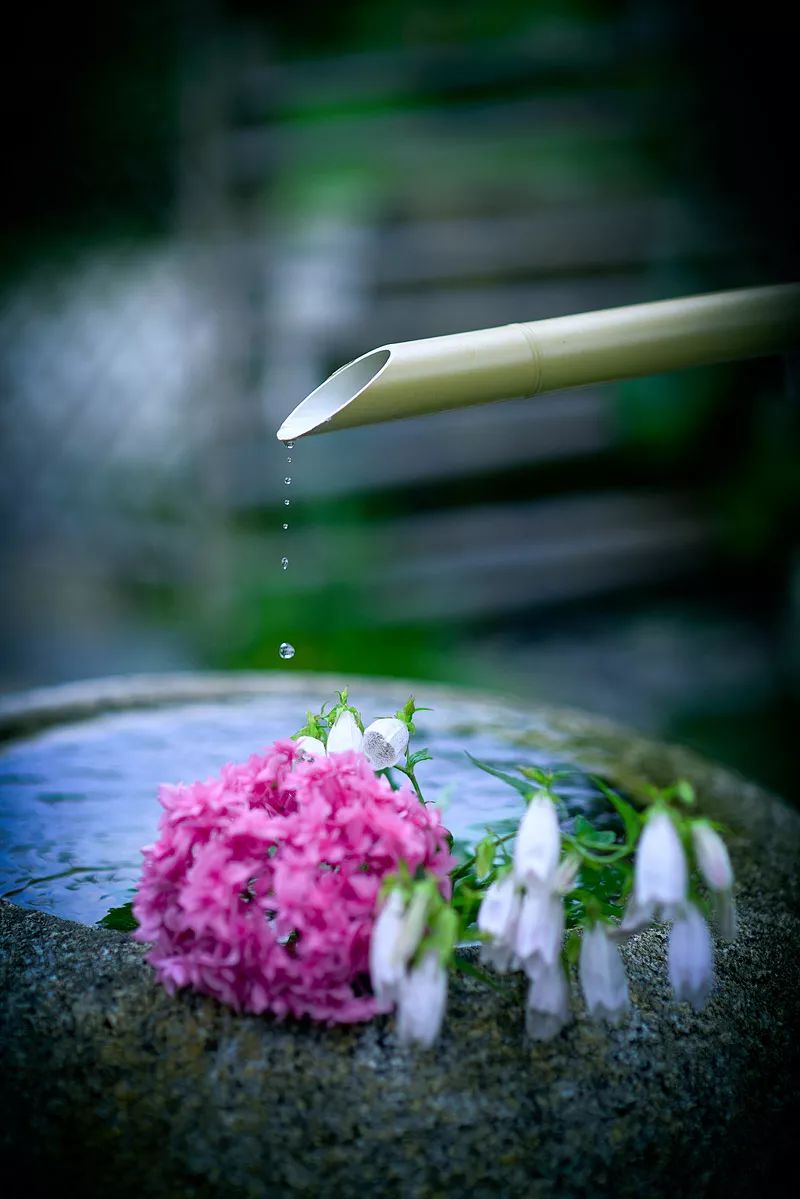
[474,835,496,881]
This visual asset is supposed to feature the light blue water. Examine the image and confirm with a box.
[0,692,618,925]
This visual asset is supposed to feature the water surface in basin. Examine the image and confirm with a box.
[0,691,618,925]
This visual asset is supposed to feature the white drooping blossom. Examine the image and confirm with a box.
[514,886,564,973]
[478,791,569,982]
[295,709,364,761]
[513,794,561,886]
[668,902,714,1009]
[362,717,409,769]
[477,872,520,971]
[579,922,630,1024]
[369,890,408,1004]
[630,808,688,923]
[525,960,571,1041]
[396,949,448,1048]
[691,821,737,940]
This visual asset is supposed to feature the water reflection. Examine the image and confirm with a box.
[0,690,619,925]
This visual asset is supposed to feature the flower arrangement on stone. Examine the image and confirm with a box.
[131,691,738,1047]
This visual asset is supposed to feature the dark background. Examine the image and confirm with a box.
[1,0,798,795]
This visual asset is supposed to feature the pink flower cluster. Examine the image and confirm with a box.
[133,741,453,1023]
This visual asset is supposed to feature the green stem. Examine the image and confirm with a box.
[396,764,425,805]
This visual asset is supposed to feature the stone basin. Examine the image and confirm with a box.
[1,672,798,1198]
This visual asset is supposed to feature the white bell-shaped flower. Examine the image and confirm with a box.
[513,794,561,887]
[477,873,519,941]
[396,950,448,1048]
[553,854,580,895]
[362,717,409,769]
[294,735,326,759]
[369,890,407,1003]
[514,885,564,974]
[525,960,571,1041]
[691,822,737,941]
[479,940,516,973]
[668,903,714,1009]
[691,822,733,890]
[633,808,688,920]
[326,709,364,755]
[579,922,630,1024]
[477,873,520,972]
[713,890,738,942]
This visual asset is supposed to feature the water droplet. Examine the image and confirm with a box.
[284,498,290,506]
[282,522,288,530]
[284,476,292,485]
[286,456,292,463]
[279,642,295,660]
[281,557,289,570]
[286,441,294,449]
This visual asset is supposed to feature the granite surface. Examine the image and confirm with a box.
[1,673,798,1198]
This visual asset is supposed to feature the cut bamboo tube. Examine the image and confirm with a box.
[276,284,800,441]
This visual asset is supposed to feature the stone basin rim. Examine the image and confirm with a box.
[2,674,799,1198]
[0,668,623,737]
[1,669,794,865]
[0,668,789,813]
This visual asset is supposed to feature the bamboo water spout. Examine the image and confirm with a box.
[276,284,800,442]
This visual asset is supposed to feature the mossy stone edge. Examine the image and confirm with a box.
[1,673,798,1198]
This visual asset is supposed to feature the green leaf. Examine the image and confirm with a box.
[451,955,506,991]
[465,753,533,801]
[98,900,138,932]
[564,929,581,965]
[472,817,519,837]
[591,777,642,846]
[407,748,433,770]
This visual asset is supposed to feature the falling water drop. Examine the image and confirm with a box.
[279,642,295,660]
[286,441,294,449]
[284,476,292,485]
[282,522,288,530]
[284,498,290,506]
[286,456,292,463]
[281,557,289,571]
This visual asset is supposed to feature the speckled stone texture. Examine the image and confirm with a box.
[1,674,799,1198]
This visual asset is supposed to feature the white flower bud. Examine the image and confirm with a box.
[691,822,734,892]
[514,885,564,973]
[326,709,364,755]
[362,717,409,769]
[513,794,561,887]
[668,903,714,1009]
[369,890,407,1003]
[714,890,738,942]
[634,809,687,919]
[294,735,326,760]
[396,950,448,1048]
[553,854,580,895]
[617,897,654,939]
[579,923,630,1024]
[479,940,516,973]
[525,960,571,1041]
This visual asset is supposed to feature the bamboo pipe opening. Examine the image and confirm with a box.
[276,348,391,442]
[276,285,800,442]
